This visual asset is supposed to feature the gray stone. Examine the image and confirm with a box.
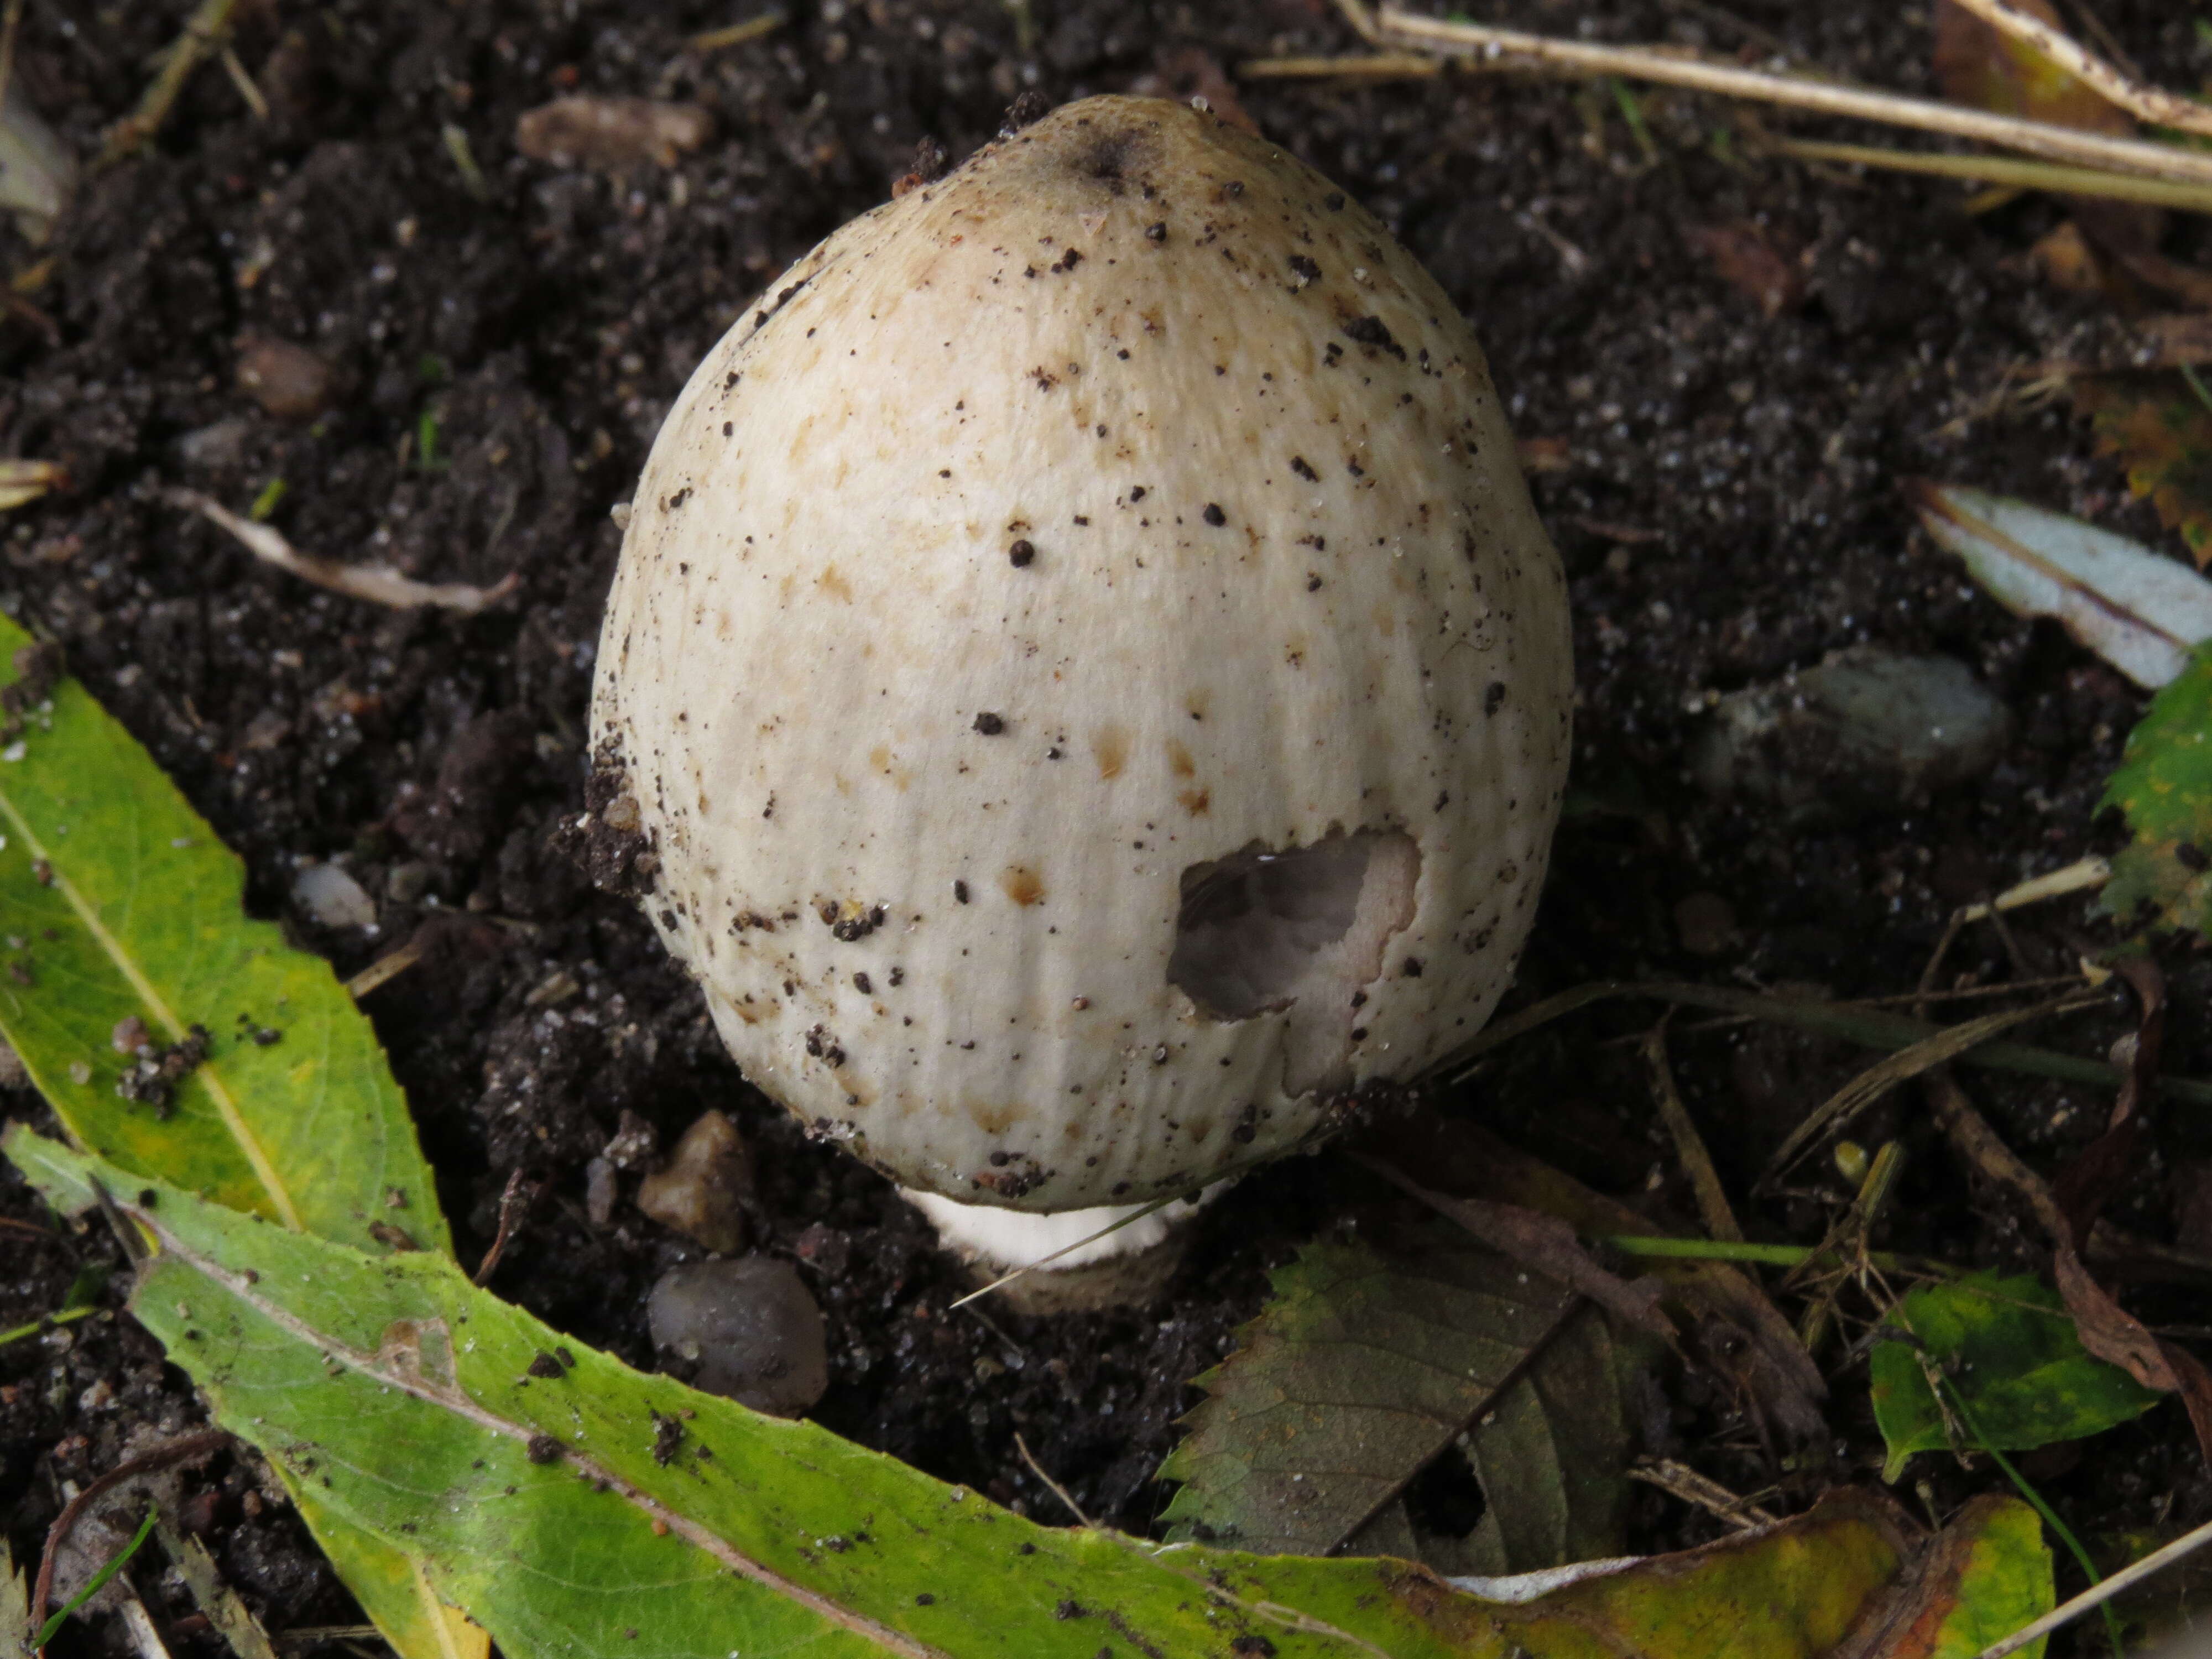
[648,1256,828,1417]
[1689,649,2011,822]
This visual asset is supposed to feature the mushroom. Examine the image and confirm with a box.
[589,95,1572,1304]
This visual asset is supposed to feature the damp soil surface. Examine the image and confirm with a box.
[5,1,2212,1653]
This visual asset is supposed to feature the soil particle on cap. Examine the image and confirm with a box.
[559,742,660,899]
[1340,316,1404,359]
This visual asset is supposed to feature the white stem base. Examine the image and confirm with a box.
[901,1186,1224,1272]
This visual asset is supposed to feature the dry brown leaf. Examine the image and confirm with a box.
[1354,1152,1675,1341]
[2026,220,2106,297]
[1358,1118,1830,1446]
[2072,376,2212,566]
[515,97,714,170]
[1684,221,1804,317]
[1933,0,2130,135]
[1926,1066,2212,1467]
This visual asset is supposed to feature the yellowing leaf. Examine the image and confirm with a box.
[4,1129,2057,1659]
[0,611,448,1253]
[0,614,460,1659]
[1933,0,2130,135]
[2076,375,2212,568]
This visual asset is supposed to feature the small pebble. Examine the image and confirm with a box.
[647,1256,829,1417]
[292,862,377,929]
[601,1109,660,1172]
[237,336,337,421]
[1687,649,2010,822]
[176,418,252,471]
[385,861,432,904]
[583,1156,618,1228]
[637,1109,752,1255]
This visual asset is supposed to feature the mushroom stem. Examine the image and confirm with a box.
[902,1185,1225,1312]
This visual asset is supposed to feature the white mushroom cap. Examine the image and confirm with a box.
[591,95,1571,1219]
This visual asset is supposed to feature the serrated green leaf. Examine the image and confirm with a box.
[1157,1222,1638,1569]
[0,611,447,1255]
[0,613,466,1659]
[2101,639,2212,935]
[1870,1273,2163,1482]
[6,1127,2053,1659]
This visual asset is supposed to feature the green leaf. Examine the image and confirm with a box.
[1157,1221,1639,1570]
[7,1127,2049,1659]
[1870,1273,2164,1481]
[2103,640,2212,935]
[0,611,466,1659]
[0,608,447,1256]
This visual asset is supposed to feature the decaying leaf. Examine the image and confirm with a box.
[2102,640,2212,933]
[1157,1217,1641,1571]
[1923,1070,2212,1468]
[1932,0,2131,136]
[514,96,713,170]
[2074,376,2212,568]
[1869,1274,2162,1482]
[1868,1495,2053,1659]
[1364,1118,1831,1448]
[1684,221,1804,317]
[4,1130,2053,1659]
[1911,481,2212,688]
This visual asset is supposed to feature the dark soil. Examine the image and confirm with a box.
[5,1,2211,1653]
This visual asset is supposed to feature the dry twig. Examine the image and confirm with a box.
[1372,8,2212,189]
[0,0,25,127]
[1013,1433,1096,1529]
[172,490,518,613]
[96,0,240,170]
[471,1169,532,1286]
[1626,1457,1778,1530]
[1974,1510,2212,1659]
[688,10,785,53]
[1642,1023,1742,1243]
[1768,137,2212,215]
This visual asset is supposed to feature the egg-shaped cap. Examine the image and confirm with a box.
[591,95,1572,1213]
